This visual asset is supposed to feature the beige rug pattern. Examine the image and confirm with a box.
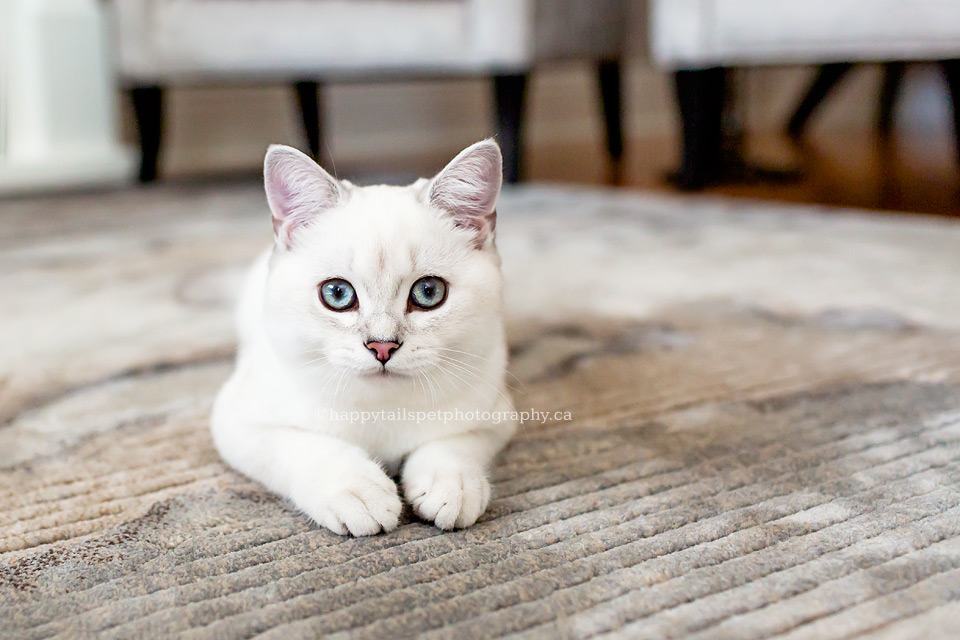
[2,185,960,638]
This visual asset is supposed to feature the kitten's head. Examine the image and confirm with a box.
[261,140,505,387]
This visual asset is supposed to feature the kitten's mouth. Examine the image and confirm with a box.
[362,367,406,379]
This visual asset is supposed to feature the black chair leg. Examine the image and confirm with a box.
[597,59,624,162]
[131,86,164,183]
[294,81,323,162]
[787,63,853,138]
[877,62,906,139]
[493,73,528,184]
[940,60,960,167]
[673,67,727,190]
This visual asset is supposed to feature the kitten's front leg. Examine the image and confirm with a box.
[402,422,515,530]
[213,417,401,536]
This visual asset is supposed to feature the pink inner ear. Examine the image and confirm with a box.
[264,147,341,248]
[267,174,296,219]
[268,173,317,230]
[266,170,310,247]
[429,142,502,247]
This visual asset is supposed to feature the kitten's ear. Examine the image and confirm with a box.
[264,145,342,249]
[427,139,502,249]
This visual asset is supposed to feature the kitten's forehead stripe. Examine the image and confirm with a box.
[376,247,387,271]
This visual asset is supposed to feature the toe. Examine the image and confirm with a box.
[337,497,384,536]
[421,478,464,530]
[402,472,432,505]
[414,481,453,524]
[365,492,402,532]
[317,511,348,536]
[433,494,463,530]
[455,476,488,529]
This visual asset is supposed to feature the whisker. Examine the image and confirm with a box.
[416,372,429,406]
[433,359,513,408]
[433,347,489,360]
[297,355,330,370]
[435,354,523,394]
[436,355,517,404]
[433,347,527,391]
[426,367,442,405]
[431,361,474,397]
[340,372,354,407]
[314,368,339,409]
[332,370,347,405]
[425,364,448,403]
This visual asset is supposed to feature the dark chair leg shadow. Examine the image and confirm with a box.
[787,63,854,139]
[295,81,324,163]
[598,59,625,184]
[493,73,528,184]
[940,60,960,168]
[130,86,164,183]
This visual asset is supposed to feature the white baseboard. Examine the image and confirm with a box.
[0,147,137,195]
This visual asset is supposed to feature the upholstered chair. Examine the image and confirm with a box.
[112,0,629,182]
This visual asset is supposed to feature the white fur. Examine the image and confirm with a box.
[211,140,515,536]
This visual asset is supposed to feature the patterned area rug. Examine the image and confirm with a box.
[2,184,960,639]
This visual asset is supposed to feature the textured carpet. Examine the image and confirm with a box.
[2,184,960,639]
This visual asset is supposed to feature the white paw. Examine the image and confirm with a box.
[302,462,402,536]
[402,458,491,530]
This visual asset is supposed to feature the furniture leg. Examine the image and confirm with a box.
[597,59,624,162]
[294,81,323,161]
[940,59,960,167]
[130,86,164,183]
[493,73,528,184]
[787,63,853,138]
[673,67,726,190]
[877,62,906,138]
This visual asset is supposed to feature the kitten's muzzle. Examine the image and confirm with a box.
[365,339,401,364]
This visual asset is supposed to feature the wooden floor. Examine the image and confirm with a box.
[526,128,960,218]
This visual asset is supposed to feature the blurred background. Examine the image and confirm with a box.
[2,0,960,215]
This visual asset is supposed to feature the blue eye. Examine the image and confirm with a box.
[319,278,357,311]
[410,276,447,310]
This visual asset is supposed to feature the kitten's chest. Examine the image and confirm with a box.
[320,414,450,468]
[267,366,491,465]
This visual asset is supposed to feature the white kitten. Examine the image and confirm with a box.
[211,140,516,536]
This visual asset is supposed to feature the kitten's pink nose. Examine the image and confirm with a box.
[365,340,401,363]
